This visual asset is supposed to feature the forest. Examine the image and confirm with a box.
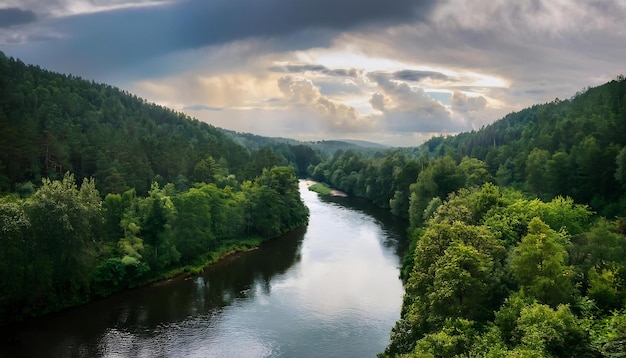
[2,48,626,356]
[307,76,626,356]
[0,53,311,323]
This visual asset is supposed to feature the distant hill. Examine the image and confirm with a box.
[332,139,388,149]
[422,75,626,215]
[0,52,259,194]
[0,52,311,323]
[0,52,323,193]
[307,76,626,218]
[307,139,387,155]
[224,130,387,153]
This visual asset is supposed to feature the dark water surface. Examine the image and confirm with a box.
[1,180,408,357]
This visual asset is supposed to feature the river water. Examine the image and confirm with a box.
[1,180,408,357]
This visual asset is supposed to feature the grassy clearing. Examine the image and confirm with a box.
[308,182,333,195]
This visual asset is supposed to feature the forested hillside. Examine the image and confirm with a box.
[308,77,626,356]
[425,77,626,216]
[0,51,287,194]
[0,53,309,324]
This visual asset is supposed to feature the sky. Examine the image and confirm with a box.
[1,0,625,147]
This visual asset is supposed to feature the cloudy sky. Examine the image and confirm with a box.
[1,0,625,146]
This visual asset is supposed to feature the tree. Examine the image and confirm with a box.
[390,161,421,219]
[616,146,626,189]
[590,311,626,356]
[574,218,626,272]
[411,318,476,357]
[103,193,125,242]
[139,183,179,270]
[429,242,496,322]
[0,200,31,313]
[545,151,572,198]
[408,156,465,229]
[395,220,506,353]
[525,148,550,195]
[192,156,223,183]
[459,157,492,188]
[171,187,215,263]
[25,173,101,305]
[514,303,591,357]
[510,218,574,306]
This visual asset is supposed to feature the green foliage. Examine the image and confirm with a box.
[0,54,316,323]
[171,186,216,263]
[616,146,626,188]
[387,181,620,357]
[301,76,626,357]
[409,156,466,229]
[389,209,508,355]
[0,167,308,322]
[587,267,623,313]
[458,156,492,188]
[513,303,591,357]
[0,54,267,195]
[0,200,31,307]
[308,182,333,195]
[246,166,309,238]
[590,310,626,356]
[421,78,626,214]
[91,258,126,297]
[511,218,574,306]
[411,318,476,357]
[422,197,442,222]
[0,174,102,322]
[26,173,101,293]
[525,148,550,195]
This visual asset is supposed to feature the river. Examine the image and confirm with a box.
[1,180,408,357]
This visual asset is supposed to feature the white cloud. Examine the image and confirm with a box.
[7,0,624,147]
[278,76,321,105]
[366,72,469,133]
[450,91,487,113]
[278,75,372,132]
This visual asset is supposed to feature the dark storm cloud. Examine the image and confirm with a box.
[369,69,454,83]
[268,64,360,77]
[0,8,37,28]
[11,0,437,76]
[182,104,223,111]
[392,70,452,82]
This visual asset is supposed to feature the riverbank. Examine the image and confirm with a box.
[151,236,267,282]
[0,235,280,326]
[305,180,347,197]
[1,178,406,358]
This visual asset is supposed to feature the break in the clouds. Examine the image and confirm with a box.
[2,0,625,146]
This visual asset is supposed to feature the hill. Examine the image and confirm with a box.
[306,77,626,357]
[0,53,310,323]
[422,77,626,215]
[0,52,259,195]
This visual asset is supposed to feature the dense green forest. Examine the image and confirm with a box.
[2,48,626,355]
[0,52,325,193]
[308,77,626,356]
[0,53,310,324]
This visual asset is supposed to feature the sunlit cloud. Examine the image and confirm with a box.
[3,0,625,146]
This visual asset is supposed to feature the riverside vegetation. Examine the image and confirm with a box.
[2,50,626,356]
[0,53,310,324]
[308,77,626,357]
